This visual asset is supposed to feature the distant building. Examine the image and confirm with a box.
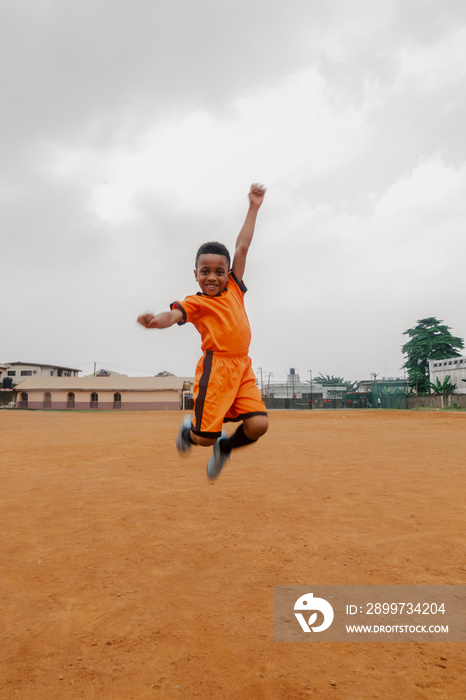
[429,356,466,394]
[353,380,372,394]
[2,362,81,384]
[14,375,193,411]
[347,377,407,409]
[86,369,127,378]
[262,369,345,409]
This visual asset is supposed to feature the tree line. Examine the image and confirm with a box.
[314,317,464,397]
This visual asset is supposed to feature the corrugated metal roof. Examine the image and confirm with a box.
[14,376,191,392]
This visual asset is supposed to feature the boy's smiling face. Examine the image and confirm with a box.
[194,253,230,296]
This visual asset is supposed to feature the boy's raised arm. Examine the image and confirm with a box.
[137,307,183,329]
[231,183,266,282]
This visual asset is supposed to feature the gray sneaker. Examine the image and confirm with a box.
[176,415,193,453]
[206,432,229,480]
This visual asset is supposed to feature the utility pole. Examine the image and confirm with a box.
[308,369,313,409]
[370,372,378,409]
[266,372,273,396]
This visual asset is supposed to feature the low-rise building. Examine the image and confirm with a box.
[2,362,81,385]
[262,369,345,409]
[14,375,193,411]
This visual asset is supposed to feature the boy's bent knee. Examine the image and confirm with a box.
[243,415,268,440]
[191,432,216,447]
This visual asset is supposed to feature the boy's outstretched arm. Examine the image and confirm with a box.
[231,183,266,282]
[137,307,183,329]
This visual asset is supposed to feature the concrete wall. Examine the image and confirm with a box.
[407,394,466,409]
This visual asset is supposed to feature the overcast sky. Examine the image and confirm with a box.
[2,0,465,383]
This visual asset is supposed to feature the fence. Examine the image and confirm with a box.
[0,391,15,407]
[407,394,466,410]
[263,380,408,410]
[264,396,345,410]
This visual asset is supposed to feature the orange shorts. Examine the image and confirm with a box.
[191,351,267,438]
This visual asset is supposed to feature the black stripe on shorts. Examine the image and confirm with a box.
[223,411,268,423]
[194,350,213,432]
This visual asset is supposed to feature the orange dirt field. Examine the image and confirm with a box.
[1,409,465,699]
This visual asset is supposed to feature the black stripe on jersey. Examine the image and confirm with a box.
[170,302,187,325]
[229,271,247,293]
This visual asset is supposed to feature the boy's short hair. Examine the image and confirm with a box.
[195,242,231,269]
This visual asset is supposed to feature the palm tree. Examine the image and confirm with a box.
[315,374,357,392]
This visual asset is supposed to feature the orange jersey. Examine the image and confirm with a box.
[170,272,251,354]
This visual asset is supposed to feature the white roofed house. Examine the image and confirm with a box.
[1,361,81,399]
[14,375,193,411]
[2,362,81,383]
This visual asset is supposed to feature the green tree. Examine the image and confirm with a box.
[402,317,464,394]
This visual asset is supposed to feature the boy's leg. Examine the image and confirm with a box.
[219,415,268,454]
[206,430,229,480]
[191,432,217,446]
[206,416,268,480]
[177,415,216,452]
[176,415,196,452]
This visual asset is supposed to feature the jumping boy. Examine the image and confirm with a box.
[137,183,268,479]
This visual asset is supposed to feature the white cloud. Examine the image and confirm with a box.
[399,26,466,90]
[49,66,366,225]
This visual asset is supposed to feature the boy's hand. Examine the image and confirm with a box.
[248,183,266,209]
[137,307,183,329]
[137,313,159,328]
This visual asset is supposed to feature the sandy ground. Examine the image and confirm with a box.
[1,409,465,699]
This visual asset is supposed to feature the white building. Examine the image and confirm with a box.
[429,356,466,394]
[261,369,346,408]
[2,361,81,382]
